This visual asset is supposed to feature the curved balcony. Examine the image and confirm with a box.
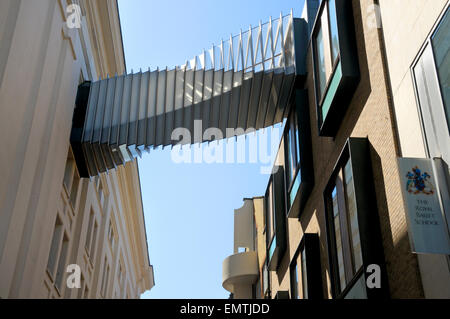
[222,251,259,293]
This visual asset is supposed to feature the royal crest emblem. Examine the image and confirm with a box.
[406,166,435,195]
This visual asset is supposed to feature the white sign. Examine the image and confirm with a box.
[398,157,450,254]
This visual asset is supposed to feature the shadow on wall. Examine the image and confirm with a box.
[370,143,424,298]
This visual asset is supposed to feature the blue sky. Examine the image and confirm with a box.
[117,0,305,299]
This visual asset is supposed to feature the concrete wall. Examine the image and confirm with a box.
[0,0,152,299]
[378,0,450,299]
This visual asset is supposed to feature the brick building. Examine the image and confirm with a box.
[222,0,450,299]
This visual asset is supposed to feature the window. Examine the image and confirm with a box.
[285,112,301,190]
[301,249,308,299]
[290,234,323,299]
[325,138,387,299]
[266,181,275,248]
[118,261,125,289]
[312,0,360,136]
[265,166,287,271]
[54,234,69,291]
[431,8,450,127]
[47,216,64,279]
[63,148,80,209]
[90,221,98,258]
[328,159,363,295]
[108,220,115,250]
[46,214,71,295]
[101,258,110,297]
[328,0,340,64]
[63,157,75,193]
[291,261,299,299]
[262,260,270,298]
[98,179,105,210]
[85,209,98,262]
[412,6,450,163]
[284,90,314,219]
[315,25,327,99]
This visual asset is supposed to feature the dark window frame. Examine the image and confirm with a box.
[289,233,323,299]
[265,166,287,271]
[284,90,314,219]
[310,0,360,137]
[324,138,389,299]
[411,4,450,163]
[325,151,363,295]
[284,107,302,196]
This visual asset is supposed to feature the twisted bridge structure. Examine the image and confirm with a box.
[71,13,307,177]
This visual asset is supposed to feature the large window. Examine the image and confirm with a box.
[413,6,450,164]
[328,159,363,295]
[46,214,70,295]
[285,110,301,200]
[315,25,327,99]
[85,209,98,263]
[311,0,360,136]
[63,148,80,209]
[328,0,340,64]
[290,233,323,299]
[325,138,387,299]
[265,167,287,271]
[285,89,314,219]
[290,249,308,299]
[432,8,450,128]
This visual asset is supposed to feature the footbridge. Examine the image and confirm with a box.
[71,12,307,177]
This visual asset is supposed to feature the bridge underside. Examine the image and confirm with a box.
[71,14,307,177]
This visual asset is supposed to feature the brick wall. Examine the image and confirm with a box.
[285,0,424,299]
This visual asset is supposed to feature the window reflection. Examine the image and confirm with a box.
[431,8,450,130]
[315,26,327,99]
[328,0,340,64]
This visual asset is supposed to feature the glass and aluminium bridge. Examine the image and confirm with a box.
[71,12,307,177]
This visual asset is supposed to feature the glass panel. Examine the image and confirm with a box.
[321,61,342,121]
[344,274,368,299]
[332,186,346,291]
[301,249,308,299]
[269,236,276,259]
[263,264,269,295]
[55,234,69,290]
[85,210,94,253]
[267,182,274,243]
[328,0,340,64]
[315,26,327,99]
[69,173,79,208]
[344,160,363,273]
[287,110,301,206]
[295,117,301,166]
[431,8,450,130]
[292,263,299,299]
[63,158,74,192]
[286,127,295,185]
[90,221,98,259]
[289,172,301,207]
[47,217,63,278]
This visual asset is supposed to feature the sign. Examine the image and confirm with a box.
[397,157,450,254]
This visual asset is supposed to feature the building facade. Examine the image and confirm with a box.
[0,0,154,298]
[223,0,450,299]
